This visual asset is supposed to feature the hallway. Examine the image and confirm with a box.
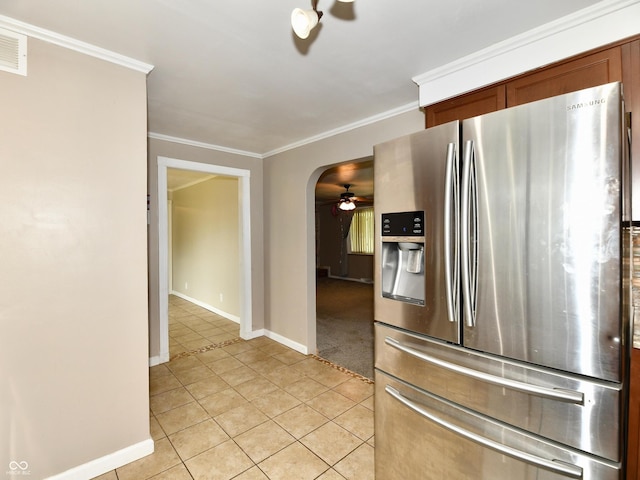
[94,296,374,479]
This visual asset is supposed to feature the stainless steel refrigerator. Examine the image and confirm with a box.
[373,82,632,479]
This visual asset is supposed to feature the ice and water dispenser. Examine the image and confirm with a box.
[380,211,425,305]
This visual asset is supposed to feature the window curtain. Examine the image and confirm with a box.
[338,212,354,277]
[349,207,374,254]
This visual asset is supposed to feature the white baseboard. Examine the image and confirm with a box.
[327,274,373,284]
[236,325,310,355]
[263,330,309,355]
[232,327,309,355]
[156,293,310,361]
[171,290,240,323]
[46,438,154,480]
[149,352,170,367]
[151,329,308,363]
[318,265,373,284]
[241,328,265,340]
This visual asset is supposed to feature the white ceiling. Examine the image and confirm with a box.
[0,0,603,158]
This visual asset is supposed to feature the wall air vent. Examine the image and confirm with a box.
[0,27,27,76]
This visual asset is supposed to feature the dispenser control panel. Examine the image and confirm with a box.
[381,211,424,236]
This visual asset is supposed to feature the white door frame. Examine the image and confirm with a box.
[167,198,173,293]
[157,156,253,363]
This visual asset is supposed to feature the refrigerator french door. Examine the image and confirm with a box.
[374,82,631,480]
[374,121,460,344]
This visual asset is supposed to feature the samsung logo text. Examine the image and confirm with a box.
[567,98,606,111]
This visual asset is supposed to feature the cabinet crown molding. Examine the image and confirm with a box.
[412,0,640,107]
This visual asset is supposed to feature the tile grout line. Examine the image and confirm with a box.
[132,299,375,479]
[155,347,372,478]
[149,372,364,478]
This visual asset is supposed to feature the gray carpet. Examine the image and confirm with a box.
[316,277,374,379]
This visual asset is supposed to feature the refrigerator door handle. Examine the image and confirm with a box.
[444,142,459,323]
[461,140,477,327]
[385,385,584,479]
[385,336,585,405]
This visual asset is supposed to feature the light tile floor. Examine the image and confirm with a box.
[94,296,375,480]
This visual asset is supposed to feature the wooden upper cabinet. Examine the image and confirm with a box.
[425,44,625,129]
[627,42,640,479]
[628,348,640,480]
[425,85,506,128]
[622,39,640,224]
[506,46,623,107]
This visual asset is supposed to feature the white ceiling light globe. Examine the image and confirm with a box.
[291,8,320,39]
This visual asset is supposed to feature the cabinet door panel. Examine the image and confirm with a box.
[622,39,640,223]
[425,85,505,127]
[628,348,640,480]
[507,47,622,107]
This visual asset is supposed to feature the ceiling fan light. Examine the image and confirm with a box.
[291,8,321,39]
[339,200,356,211]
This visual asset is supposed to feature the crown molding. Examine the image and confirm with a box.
[412,0,640,106]
[150,101,419,159]
[262,101,420,158]
[0,14,154,74]
[148,132,263,159]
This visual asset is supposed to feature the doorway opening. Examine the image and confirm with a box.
[157,156,252,364]
[314,158,375,379]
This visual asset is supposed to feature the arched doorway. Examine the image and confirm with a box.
[314,158,375,379]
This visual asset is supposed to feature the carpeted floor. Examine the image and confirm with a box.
[316,277,374,380]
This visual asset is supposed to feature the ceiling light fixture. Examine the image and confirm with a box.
[338,184,356,211]
[292,0,354,39]
[291,3,323,39]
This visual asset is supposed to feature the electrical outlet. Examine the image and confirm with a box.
[185,282,188,290]
[219,293,224,302]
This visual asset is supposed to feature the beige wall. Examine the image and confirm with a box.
[149,110,422,356]
[0,38,150,478]
[172,176,240,316]
[148,138,265,359]
[264,109,425,352]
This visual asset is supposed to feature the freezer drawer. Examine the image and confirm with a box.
[375,370,621,480]
[375,322,623,462]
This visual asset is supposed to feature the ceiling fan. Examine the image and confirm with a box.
[338,184,357,211]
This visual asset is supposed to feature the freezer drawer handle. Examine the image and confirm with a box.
[385,336,584,405]
[385,385,584,479]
